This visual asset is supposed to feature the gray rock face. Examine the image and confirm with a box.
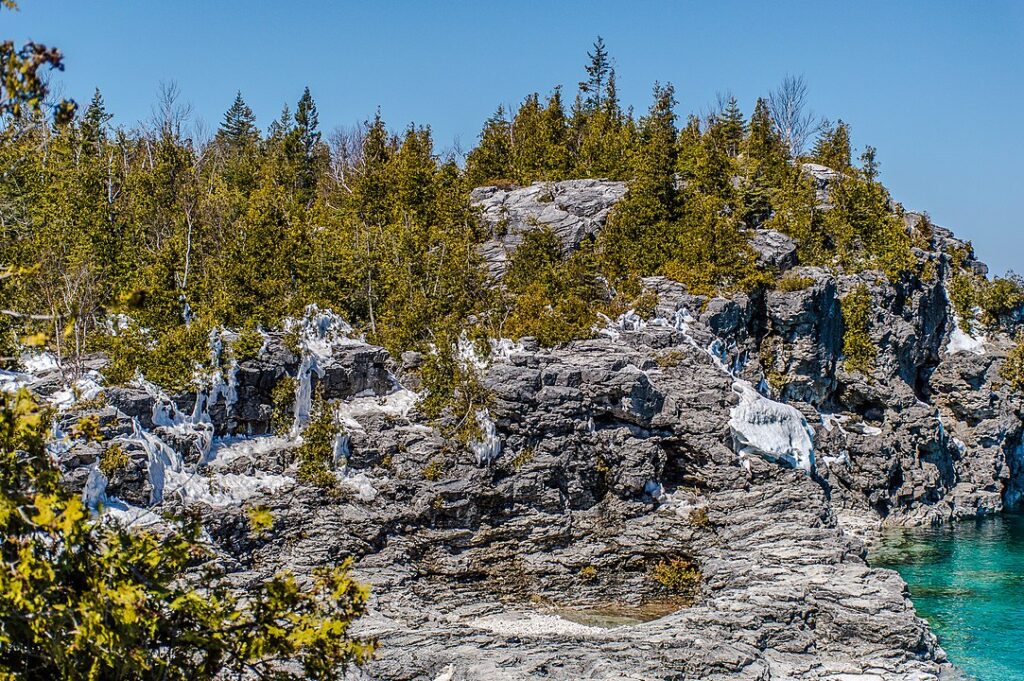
[472,179,627,279]
[750,229,798,271]
[46,179,1024,679]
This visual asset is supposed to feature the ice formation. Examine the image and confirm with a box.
[729,382,815,474]
[945,316,986,355]
[470,409,502,465]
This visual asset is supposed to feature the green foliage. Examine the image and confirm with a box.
[501,227,602,345]
[231,324,264,362]
[511,448,535,469]
[295,393,339,489]
[0,389,374,679]
[271,375,297,435]
[777,274,815,291]
[976,274,1024,328]
[98,442,129,477]
[688,506,711,529]
[948,272,977,332]
[0,1,76,123]
[104,321,211,392]
[418,336,493,443]
[649,557,701,594]
[812,120,852,171]
[422,458,445,481]
[246,504,274,536]
[841,285,876,375]
[1000,333,1024,392]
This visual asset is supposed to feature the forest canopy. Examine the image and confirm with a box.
[1,37,923,388]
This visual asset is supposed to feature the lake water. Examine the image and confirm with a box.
[872,515,1024,681]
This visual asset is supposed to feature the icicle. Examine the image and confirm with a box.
[470,410,502,465]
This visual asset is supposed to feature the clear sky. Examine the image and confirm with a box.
[7,0,1023,274]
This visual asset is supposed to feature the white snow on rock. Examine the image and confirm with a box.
[468,612,609,639]
[20,351,59,374]
[162,468,294,507]
[470,409,501,466]
[50,371,104,410]
[334,389,419,434]
[945,317,985,355]
[729,382,815,474]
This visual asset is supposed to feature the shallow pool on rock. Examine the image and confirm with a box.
[872,514,1024,681]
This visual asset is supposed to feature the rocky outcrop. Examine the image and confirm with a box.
[29,177,1024,679]
[472,179,627,279]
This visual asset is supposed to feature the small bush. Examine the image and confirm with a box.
[271,375,297,435]
[776,274,814,292]
[654,349,685,368]
[246,505,274,536]
[579,565,598,582]
[98,443,129,477]
[422,458,445,481]
[105,321,211,392]
[511,448,535,469]
[841,285,875,375]
[71,415,102,442]
[688,506,711,529]
[977,275,1024,328]
[295,394,339,489]
[232,325,264,362]
[650,557,701,593]
[948,272,977,332]
[1001,333,1024,392]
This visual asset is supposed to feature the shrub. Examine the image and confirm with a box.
[246,505,274,536]
[98,442,129,477]
[271,375,298,435]
[948,272,977,332]
[511,448,535,469]
[655,349,686,368]
[295,394,340,488]
[422,458,445,481]
[688,506,711,529]
[232,325,265,362]
[776,274,814,292]
[0,389,375,679]
[977,275,1024,328]
[579,565,598,582]
[1000,333,1024,392]
[650,557,701,593]
[841,285,875,375]
[105,321,211,392]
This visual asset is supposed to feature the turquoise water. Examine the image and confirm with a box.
[873,515,1024,681]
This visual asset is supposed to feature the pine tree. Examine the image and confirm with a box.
[579,36,611,112]
[79,89,111,151]
[719,96,745,158]
[216,91,258,151]
[465,105,513,185]
[294,86,321,161]
[812,120,851,171]
[597,82,678,288]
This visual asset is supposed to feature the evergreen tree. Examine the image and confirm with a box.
[79,88,111,151]
[812,120,851,170]
[579,36,611,112]
[597,82,678,288]
[465,105,513,185]
[216,91,259,151]
[719,95,745,158]
[294,86,322,161]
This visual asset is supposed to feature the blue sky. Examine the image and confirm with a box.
[7,1,1023,274]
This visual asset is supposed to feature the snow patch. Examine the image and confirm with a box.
[468,612,608,638]
[470,409,501,465]
[945,317,985,355]
[729,382,815,473]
